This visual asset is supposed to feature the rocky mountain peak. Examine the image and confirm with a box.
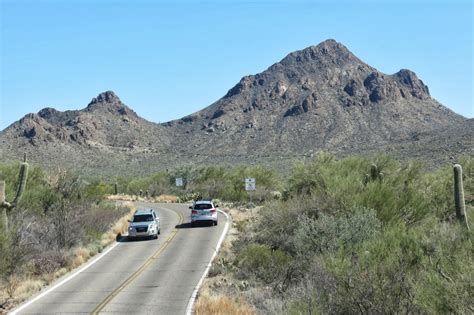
[223,39,367,99]
[85,91,138,118]
[281,39,362,67]
[88,90,121,105]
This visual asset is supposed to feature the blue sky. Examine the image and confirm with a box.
[1,0,472,130]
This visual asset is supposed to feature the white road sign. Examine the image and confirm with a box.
[245,178,256,191]
[176,177,184,187]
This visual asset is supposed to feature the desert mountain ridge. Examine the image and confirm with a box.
[1,39,472,175]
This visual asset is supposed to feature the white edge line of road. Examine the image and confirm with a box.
[9,241,120,315]
[185,209,231,315]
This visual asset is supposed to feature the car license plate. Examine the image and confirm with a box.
[202,211,209,215]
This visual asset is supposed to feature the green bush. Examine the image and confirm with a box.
[235,244,290,285]
[295,206,381,255]
[414,220,474,313]
[323,223,425,313]
[251,198,316,253]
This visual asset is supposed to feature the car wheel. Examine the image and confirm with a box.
[154,233,158,239]
[214,220,218,226]
[158,229,161,235]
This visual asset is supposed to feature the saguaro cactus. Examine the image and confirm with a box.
[114,183,118,195]
[364,163,384,185]
[453,164,469,230]
[1,154,29,231]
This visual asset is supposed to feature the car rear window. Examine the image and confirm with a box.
[194,204,212,210]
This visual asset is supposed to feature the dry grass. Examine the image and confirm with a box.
[106,193,179,204]
[13,279,43,302]
[106,194,136,202]
[154,194,178,203]
[195,295,255,315]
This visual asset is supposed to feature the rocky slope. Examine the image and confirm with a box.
[0,39,471,175]
[166,40,465,158]
[0,91,176,174]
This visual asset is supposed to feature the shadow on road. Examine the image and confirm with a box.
[175,222,193,229]
[175,222,214,229]
[115,233,155,242]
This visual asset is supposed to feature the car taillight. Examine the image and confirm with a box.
[192,210,198,214]
[210,209,216,214]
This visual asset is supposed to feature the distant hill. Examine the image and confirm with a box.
[0,39,472,176]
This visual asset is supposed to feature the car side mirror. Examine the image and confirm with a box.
[189,206,193,209]
[127,220,132,223]
[215,204,219,208]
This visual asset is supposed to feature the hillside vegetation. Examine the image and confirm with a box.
[0,163,131,311]
[1,153,472,314]
[200,154,474,314]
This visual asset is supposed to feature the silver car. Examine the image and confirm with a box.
[190,200,218,226]
[128,208,160,240]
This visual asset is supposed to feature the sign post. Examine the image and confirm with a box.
[245,178,256,203]
[175,177,184,187]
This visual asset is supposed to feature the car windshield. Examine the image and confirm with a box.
[194,204,212,210]
[133,214,154,222]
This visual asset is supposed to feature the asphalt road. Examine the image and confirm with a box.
[13,202,227,315]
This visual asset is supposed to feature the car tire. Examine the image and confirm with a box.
[154,233,158,239]
[158,229,161,235]
[214,220,218,226]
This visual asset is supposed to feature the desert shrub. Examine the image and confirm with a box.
[0,215,31,281]
[82,180,112,202]
[30,251,70,276]
[190,165,230,199]
[321,221,473,314]
[81,205,125,243]
[124,171,174,197]
[148,172,171,196]
[413,220,474,314]
[284,256,335,315]
[322,223,424,314]
[235,244,290,285]
[126,177,152,196]
[294,206,381,255]
[250,198,317,253]
[285,154,455,226]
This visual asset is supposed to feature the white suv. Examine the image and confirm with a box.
[190,200,218,227]
[128,208,160,240]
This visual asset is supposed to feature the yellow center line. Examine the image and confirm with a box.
[91,210,184,315]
